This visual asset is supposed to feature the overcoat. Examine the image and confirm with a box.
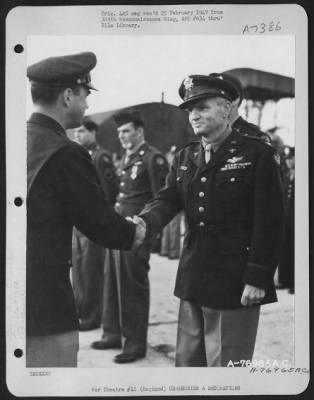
[27,113,135,336]
[140,129,284,309]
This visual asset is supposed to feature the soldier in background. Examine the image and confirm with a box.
[209,72,271,142]
[72,118,119,331]
[160,145,182,260]
[91,111,169,363]
[278,147,295,293]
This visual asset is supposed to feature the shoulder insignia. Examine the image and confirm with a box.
[155,156,166,165]
[245,135,273,147]
[102,155,111,163]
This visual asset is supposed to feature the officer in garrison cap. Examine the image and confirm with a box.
[209,72,271,143]
[26,52,145,367]
[91,111,169,363]
[139,74,284,367]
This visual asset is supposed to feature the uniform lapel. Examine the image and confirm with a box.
[188,142,204,168]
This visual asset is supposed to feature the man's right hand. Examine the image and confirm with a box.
[129,216,147,250]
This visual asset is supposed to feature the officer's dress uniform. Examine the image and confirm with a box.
[100,142,168,356]
[140,129,284,366]
[27,113,135,367]
[72,144,119,330]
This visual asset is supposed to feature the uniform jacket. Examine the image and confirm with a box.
[115,142,169,217]
[27,113,135,336]
[140,129,284,309]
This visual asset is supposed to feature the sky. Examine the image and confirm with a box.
[27,35,295,144]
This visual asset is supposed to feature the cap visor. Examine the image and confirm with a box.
[84,82,98,91]
[179,93,218,109]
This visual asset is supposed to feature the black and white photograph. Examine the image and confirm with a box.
[5,3,310,397]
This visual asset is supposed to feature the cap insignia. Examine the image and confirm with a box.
[184,77,194,91]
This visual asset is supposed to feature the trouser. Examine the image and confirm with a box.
[26,330,79,368]
[101,247,150,354]
[176,300,260,367]
[72,230,105,327]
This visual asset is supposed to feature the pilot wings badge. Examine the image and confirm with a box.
[227,156,244,164]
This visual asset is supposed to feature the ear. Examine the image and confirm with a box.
[62,88,74,108]
[136,126,144,136]
[223,101,232,119]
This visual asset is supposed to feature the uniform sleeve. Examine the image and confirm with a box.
[146,152,169,196]
[243,148,284,289]
[140,154,183,234]
[52,144,135,250]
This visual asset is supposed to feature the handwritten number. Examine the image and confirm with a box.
[275,21,282,31]
[260,23,266,34]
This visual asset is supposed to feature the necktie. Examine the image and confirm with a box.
[204,144,212,163]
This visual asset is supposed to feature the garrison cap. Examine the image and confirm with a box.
[178,74,238,109]
[209,72,243,103]
[113,111,144,128]
[27,52,98,90]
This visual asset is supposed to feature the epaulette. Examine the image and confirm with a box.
[244,135,274,148]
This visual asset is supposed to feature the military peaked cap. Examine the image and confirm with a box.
[27,52,98,90]
[178,74,238,108]
[113,111,144,128]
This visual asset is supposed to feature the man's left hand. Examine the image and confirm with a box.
[241,284,265,307]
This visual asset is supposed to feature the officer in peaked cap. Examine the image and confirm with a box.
[209,72,271,143]
[26,52,146,367]
[91,110,169,364]
[139,73,284,367]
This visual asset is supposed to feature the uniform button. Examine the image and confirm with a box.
[119,193,124,198]
[201,177,207,183]
[120,182,125,187]
[198,192,205,198]
[122,171,126,175]
[115,202,120,207]
[199,222,205,227]
[198,207,205,213]
[176,177,182,182]
[230,177,236,182]
[68,259,72,266]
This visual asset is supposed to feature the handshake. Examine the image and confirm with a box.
[126,215,147,250]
